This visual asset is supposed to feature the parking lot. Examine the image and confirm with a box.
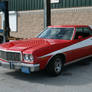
[0,58,92,92]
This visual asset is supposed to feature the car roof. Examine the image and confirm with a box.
[48,25,89,28]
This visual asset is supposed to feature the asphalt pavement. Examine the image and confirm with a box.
[0,58,92,92]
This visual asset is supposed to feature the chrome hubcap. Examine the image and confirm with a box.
[54,58,62,73]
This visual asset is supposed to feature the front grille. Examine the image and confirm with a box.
[0,50,22,62]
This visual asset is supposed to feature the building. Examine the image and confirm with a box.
[4,0,92,11]
[1,0,92,38]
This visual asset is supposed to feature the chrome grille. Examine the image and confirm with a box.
[0,50,22,62]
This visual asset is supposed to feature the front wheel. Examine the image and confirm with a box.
[46,55,64,76]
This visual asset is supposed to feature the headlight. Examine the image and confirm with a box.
[24,54,34,62]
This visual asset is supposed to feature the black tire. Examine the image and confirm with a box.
[46,55,64,76]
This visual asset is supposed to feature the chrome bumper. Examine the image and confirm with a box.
[1,62,40,72]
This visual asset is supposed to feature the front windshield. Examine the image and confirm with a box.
[37,27,74,40]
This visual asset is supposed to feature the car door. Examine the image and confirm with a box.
[82,26,92,55]
[66,26,92,62]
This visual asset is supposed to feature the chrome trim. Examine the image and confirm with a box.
[64,55,92,66]
[1,62,40,72]
[71,27,75,40]
[0,49,21,53]
[0,49,22,61]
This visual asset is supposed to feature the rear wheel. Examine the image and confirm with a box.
[46,55,64,76]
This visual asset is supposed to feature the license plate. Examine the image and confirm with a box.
[21,67,30,74]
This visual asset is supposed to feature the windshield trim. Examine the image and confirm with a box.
[37,27,74,40]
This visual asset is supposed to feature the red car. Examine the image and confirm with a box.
[0,25,92,76]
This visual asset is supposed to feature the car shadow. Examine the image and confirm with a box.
[6,57,92,86]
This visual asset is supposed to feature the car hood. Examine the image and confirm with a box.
[0,38,70,52]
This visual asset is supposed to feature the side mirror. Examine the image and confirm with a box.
[78,36,83,40]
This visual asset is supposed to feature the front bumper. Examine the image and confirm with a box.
[1,61,40,72]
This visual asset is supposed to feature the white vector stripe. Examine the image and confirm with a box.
[39,37,92,58]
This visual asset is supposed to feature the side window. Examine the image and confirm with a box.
[76,28,82,32]
[83,27,92,35]
[74,27,83,39]
[74,27,92,40]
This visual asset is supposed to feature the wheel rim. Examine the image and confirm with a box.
[54,58,62,74]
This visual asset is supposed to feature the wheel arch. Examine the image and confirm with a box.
[47,53,66,65]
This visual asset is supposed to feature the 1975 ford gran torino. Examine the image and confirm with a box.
[0,25,92,76]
